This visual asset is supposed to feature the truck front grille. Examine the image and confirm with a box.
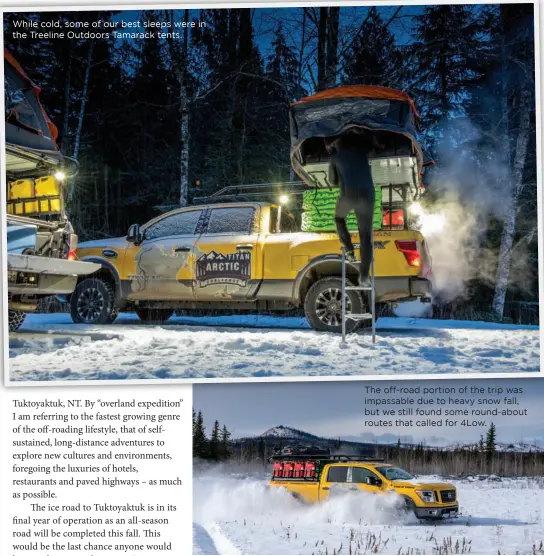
[440,490,456,503]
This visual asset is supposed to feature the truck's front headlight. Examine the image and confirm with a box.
[416,490,435,503]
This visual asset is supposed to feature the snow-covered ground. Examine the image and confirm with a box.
[8,313,539,381]
[193,470,544,555]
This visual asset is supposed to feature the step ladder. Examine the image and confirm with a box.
[340,240,376,344]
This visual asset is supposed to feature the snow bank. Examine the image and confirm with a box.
[9,313,539,380]
[193,470,544,555]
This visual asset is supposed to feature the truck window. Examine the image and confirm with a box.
[144,210,202,241]
[269,207,299,233]
[351,467,381,484]
[326,466,348,483]
[375,467,414,481]
[205,207,254,235]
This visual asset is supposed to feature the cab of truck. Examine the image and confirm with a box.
[268,454,458,520]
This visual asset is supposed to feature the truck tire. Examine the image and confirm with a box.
[401,496,419,519]
[8,310,26,332]
[304,277,363,334]
[70,278,118,325]
[136,308,174,324]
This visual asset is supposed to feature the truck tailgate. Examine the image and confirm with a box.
[7,254,100,276]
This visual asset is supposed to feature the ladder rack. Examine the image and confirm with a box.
[341,236,376,344]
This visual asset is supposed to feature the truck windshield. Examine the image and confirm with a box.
[376,467,414,481]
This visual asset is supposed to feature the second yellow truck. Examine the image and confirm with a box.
[268,453,458,519]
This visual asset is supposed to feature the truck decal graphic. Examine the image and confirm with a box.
[196,250,251,288]
[354,241,390,250]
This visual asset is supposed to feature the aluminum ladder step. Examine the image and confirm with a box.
[341,242,376,344]
[346,313,373,320]
[345,286,373,291]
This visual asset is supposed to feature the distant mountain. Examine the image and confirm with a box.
[341,432,451,447]
[443,442,543,453]
[235,425,543,454]
[260,426,321,441]
[235,425,384,456]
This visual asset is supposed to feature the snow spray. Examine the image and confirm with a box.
[193,469,416,528]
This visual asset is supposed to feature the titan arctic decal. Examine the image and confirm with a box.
[196,250,251,288]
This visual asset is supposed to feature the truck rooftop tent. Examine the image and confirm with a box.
[4,49,63,177]
[289,85,429,197]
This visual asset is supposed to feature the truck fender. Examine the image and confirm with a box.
[293,254,358,303]
[74,257,124,307]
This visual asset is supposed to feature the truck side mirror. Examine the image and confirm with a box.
[127,223,142,244]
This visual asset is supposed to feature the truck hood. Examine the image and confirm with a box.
[78,237,127,250]
[391,480,455,490]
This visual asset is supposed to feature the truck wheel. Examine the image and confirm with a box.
[400,496,419,519]
[70,278,117,325]
[304,277,363,333]
[136,308,174,324]
[8,310,26,332]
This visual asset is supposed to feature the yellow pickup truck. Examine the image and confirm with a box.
[71,199,431,332]
[269,454,458,520]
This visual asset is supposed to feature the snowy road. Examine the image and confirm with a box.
[193,472,544,555]
[8,313,540,381]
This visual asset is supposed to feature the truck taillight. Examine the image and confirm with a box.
[395,240,421,268]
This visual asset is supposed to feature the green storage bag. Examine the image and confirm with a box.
[301,187,382,232]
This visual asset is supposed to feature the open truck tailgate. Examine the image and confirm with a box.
[7,253,100,295]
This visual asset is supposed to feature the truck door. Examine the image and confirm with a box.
[128,208,204,300]
[194,205,265,300]
[319,464,350,501]
[350,466,384,495]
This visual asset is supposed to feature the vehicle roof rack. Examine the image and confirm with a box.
[269,454,385,462]
[192,181,315,205]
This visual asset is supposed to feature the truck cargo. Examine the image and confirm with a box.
[4,49,100,331]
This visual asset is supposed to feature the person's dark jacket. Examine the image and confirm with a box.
[328,134,374,202]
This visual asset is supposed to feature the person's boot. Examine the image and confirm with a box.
[345,250,357,262]
[358,275,372,289]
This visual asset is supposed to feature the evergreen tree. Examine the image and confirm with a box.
[260,23,302,180]
[343,7,402,88]
[486,423,497,458]
[209,420,221,460]
[409,5,485,147]
[258,437,266,464]
[220,425,232,460]
[193,410,207,459]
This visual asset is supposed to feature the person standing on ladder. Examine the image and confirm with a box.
[326,129,377,287]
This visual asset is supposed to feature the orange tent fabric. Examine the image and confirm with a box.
[4,48,59,142]
[293,85,420,120]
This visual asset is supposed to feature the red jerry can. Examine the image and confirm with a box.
[294,462,304,478]
[273,462,282,478]
[304,461,316,478]
[283,462,294,478]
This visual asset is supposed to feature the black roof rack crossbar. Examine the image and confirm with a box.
[193,181,315,205]
[269,454,384,462]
